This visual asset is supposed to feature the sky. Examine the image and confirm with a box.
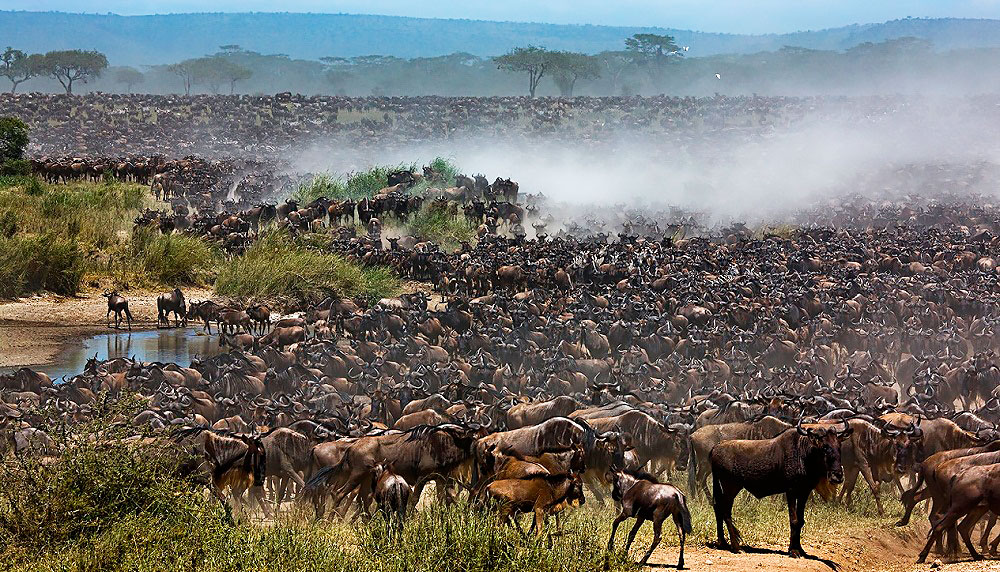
[4,0,1000,34]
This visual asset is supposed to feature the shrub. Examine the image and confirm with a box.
[215,230,398,305]
[109,227,217,288]
[0,116,29,162]
[0,159,30,176]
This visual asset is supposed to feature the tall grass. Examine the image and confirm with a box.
[108,226,218,289]
[215,230,399,305]
[0,176,154,297]
[0,233,85,297]
[408,201,476,248]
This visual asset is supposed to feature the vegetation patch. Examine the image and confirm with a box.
[407,201,476,248]
[108,226,218,289]
[215,229,399,306]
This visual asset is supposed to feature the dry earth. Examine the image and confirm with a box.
[643,527,1000,572]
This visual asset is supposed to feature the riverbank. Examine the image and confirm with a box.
[0,288,213,369]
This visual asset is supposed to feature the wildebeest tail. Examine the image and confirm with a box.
[679,493,693,533]
[305,464,339,489]
[124,304,134,321]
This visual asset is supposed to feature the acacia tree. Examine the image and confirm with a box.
[0,48,42,94]
[597,50,634,94]
[38,50,108,94]
[113,66,144,93]
[495,46,553,98]
[549,51,600,96]
[625,33,682,84]
[166,59,197,95]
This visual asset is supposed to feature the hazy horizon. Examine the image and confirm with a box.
[6,1,1000,35]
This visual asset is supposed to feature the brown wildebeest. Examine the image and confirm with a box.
[710,420,852,558]
[103,291,133,330]
[175,427,267,519]
[157,287,186,328]
[607,469,692,569]
[372,463,411,533]
[246,303,271,335]
[485,472,584,537]
[506,395,580,429]
[916,456,1000,563]
[306,424,480,516]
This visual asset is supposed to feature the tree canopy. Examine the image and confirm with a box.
[0,47,42,94]
[549,51,600,97]
[495,45,553,98]
[37,50,108,94]
[112,66,144,93]
[0,116,29,162]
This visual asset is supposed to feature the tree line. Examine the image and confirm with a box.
[1,35,996,97]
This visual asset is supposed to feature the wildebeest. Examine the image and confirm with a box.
[688,415,792,498]
[157,287,186,328]
[607,469,692,568]
[710,420,852,557]
[484,472,585,537]
[103,290,133,330]
[372,463,412,533]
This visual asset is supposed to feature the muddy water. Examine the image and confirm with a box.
[9,328,223,380]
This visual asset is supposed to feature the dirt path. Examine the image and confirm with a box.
[643,528,1000,572]
[0,287,214,369]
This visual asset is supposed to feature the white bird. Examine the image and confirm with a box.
[715,73,722,80]
[683,46,690,51]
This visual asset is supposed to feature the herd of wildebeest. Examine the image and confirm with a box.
[6,94,1000,567]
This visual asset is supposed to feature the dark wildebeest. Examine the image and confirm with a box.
[372,464,412,533]
[607,469,692,569]
[157,288,186,328]
[688,415,792,499]
[710,420,852,558]
[103,291,133,330]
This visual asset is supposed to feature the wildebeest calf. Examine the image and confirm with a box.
[607,469,692,568]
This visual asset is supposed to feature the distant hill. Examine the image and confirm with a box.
[2,11,1000,66]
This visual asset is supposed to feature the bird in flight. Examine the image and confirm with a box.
[715,73,722,80]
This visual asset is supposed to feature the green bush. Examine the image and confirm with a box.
[0,116,29,162]
[0,159,30,177]
[0,233,84,298]
[215,229,399,305]
[293,173,347,204]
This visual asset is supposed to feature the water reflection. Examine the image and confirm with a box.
[12,328,223,380]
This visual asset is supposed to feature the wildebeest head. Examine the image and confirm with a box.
[884,422,923,475]
[239,435,267,488]
[797,420,852,484]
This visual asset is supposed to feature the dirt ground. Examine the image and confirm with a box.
[0,287,214,369]
[642,527,1000,572]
